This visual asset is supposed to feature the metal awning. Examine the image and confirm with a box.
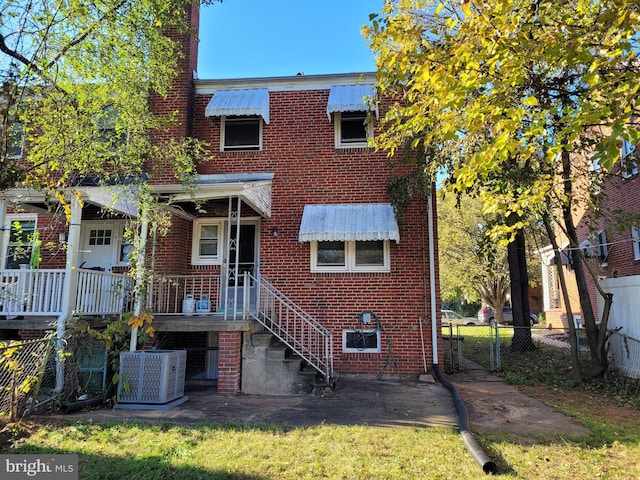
[538,243,571,266]
[154,173,274,219]
[326,84,377,120]
[299,204,399,243]
[204,89,270,123]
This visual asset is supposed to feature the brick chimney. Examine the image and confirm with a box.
[148,2,200,183]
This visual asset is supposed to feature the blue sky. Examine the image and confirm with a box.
[197,0,383,79]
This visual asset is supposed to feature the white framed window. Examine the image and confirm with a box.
[4,122,25,158]
[311,240,389,272]
[97,105,128,153]
[117,225,134,265]
[191,219,224,265]
[221,116,262,151]
[620,138,638,178]
[334,111,373,148]
[342,329,381,353]
[2,214,37,269]
[632,226,640,261]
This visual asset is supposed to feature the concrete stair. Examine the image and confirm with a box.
[241,332,329,395]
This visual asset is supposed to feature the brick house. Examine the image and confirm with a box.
[538,139,640,334]
[0,5,441,396]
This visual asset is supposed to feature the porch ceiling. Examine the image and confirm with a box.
[0,186,139,217]
[2,174,273,219]
[154,173,274,219]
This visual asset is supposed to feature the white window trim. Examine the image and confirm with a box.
[342,329,381,353]
[620,138,638,178]
[2,213,38,269]
[333,111,374,149]
[311,240,390,273]
[220,115,263,152]
[632,226,640,261]
[5,122,25,158]
[116,223,133,266]
[191,219,224,265]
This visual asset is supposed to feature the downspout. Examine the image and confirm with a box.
[427,188,497,475]
[427,186,438,365]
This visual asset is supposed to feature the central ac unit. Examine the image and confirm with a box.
[117,350,186,404]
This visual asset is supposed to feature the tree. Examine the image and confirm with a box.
[437,191,510,319]
[1,0,212,192]
[365,0,640,376]
[1,0,214,351]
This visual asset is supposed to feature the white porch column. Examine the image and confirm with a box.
[0,200,6,266]
[56,196,82,392]
[129,206,149,351]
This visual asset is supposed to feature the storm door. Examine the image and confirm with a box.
[225,222,258,315]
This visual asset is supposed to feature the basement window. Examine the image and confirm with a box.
[343,329,381,353]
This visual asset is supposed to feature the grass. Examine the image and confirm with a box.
[2,326,639,479]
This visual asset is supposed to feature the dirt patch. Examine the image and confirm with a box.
[0,420,40,452]
[449,366,591,442]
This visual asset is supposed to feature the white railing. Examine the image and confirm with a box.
[248,273,334,382]
[75,269,132,315]
[0,268,132,317]
[151,274,220,315]
[1,268,66,316]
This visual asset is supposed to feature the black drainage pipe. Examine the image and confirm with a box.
[60,396,105,414]
[433,364,497,475]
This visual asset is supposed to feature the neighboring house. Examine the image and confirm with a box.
[0,7,441,395]
[538,138,640,338]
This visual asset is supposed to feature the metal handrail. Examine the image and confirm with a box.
[247,272,334,382]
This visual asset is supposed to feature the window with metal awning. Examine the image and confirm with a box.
[204,89,270,123]
[325,85,378,120]
[299,204,399,272]
[326,85,378,148]
[205,89,270,151]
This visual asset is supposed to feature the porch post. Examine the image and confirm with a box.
[0,200,6,265]
[223,197,232,322]
[56,196,82,392]
[129,206,149,351]
[232,196,241,319]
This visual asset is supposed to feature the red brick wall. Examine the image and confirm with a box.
[159,86,441,376]
[217,331,241,395]
[576,167,640,315]
[146,2,199,184]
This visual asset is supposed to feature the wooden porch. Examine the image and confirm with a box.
[0,268,252,332]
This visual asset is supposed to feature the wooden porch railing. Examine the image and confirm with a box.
[0,268,131,317]
[75,269,132,315]
[0,268,66,316]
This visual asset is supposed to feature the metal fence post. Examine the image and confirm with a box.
[495,325,501,371]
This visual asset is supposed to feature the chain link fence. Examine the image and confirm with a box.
[0,337,54,420]
[443,324,592,375]
[607,331,640,389]
[0,329,110,420]
[443,324,640,390]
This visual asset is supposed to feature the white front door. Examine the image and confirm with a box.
[79,221,123,272]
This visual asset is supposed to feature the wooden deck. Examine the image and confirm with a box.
[0,314,252,333]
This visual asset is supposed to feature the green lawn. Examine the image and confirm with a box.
[3,326,640,479]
